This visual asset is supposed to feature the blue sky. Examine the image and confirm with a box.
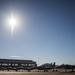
[0,0,75,65]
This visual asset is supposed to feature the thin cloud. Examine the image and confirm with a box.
[10,55,23,58]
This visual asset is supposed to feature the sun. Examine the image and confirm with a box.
[9,13,17,26]
[8,13,17,34]
[9,17,16,25]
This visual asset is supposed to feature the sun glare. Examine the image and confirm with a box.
[8,13,17,34]
[9,17,16,25]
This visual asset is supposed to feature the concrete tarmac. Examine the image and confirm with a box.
[0,71,75,75]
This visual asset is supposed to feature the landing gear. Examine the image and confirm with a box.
[52,70,54,72]
[28,69,30,72]
[72,69,74,72]
[44,69,48,72]
[56,70,57,72]
[15,69,17,72]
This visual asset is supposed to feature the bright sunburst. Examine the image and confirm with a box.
[8,13,17,34]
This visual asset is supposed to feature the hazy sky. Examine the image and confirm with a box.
[0,0,75,65]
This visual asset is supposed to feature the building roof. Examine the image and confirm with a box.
[0,58,36,64]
